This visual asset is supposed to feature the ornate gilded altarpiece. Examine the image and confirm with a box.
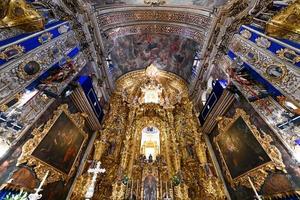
[17,104,88,185]
[214,109,285,190]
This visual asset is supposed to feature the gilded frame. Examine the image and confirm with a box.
[276,48,300,64]
[214,109,285,189]
[17,104,88,185]
[17,60,41,80]
[263,63,287,82]
[0,45,24,61]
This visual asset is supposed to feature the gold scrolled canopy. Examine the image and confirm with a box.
[266,0,300,41]
[0,0,45,32]
[115,64,189,108]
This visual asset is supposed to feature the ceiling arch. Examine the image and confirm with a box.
[91,5,219,89]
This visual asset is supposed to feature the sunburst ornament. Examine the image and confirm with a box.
[145,64,160,78]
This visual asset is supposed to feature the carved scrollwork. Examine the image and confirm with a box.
[229,34,300,106]
[17,104,88,185]
[215,109,286,190]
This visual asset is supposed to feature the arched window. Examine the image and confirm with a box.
[140,126,160,160]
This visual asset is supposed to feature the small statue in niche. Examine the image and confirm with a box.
[148,154,153,163]
[204,163,214,178]
[186,143,195,159]
[139,154,147,164]
[107,140,116,155]
[155,154,163,164]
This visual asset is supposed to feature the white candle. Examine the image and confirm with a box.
[130,179,134,198]
[166,182,168,198]
[38,171,49,191]
[170,180,173,197]
[136,180,139,197]
[248,177,262,200]
[126,179,129,197]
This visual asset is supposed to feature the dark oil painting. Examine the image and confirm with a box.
[31,112,85,175]
[216,117,271,179]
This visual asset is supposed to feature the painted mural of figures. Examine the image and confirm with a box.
[110,34,199,82]
[143,175,157,200]
[192,0,228,8]
[37,129,79,170]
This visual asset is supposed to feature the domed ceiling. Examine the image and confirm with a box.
[91,3,219,89]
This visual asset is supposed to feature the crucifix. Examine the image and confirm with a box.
[85,161,106,200]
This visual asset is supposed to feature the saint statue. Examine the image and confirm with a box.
[148,154,153,163]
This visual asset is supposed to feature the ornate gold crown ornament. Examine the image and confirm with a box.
[266,0,300,41]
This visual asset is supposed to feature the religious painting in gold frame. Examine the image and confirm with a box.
[214,109,285,189]
[18,104,88,184]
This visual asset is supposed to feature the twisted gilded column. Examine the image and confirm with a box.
[93,139,108,161]
[195,138,208,164]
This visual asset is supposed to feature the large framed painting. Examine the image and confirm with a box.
[214,109,285,189]
[18,104,87,184]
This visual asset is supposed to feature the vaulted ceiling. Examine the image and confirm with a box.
[109,33,199,83]
[90,0,229,8]
[92,5,217,88]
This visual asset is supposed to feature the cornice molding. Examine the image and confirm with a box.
[96,7,212,29]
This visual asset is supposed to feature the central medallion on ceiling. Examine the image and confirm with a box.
[141,65,163,104]
[115,65,189,108]
[144,0,166,6]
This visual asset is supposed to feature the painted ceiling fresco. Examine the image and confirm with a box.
[91,0,229,8]
[109,34,200,82]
